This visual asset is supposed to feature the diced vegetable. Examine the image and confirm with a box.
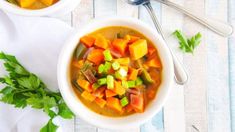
[73,60,84,69]
[103,50,113,61]
[129,39,148,60]
[127,81,136,88]
[112,61,120,70]
[128,68,138,80]
[94,34,109,49]
[114,58,130,65]
[92,86,106,98]
[107,75,114,89]
[95,98,106,108]
[77,79,92,92]
[113,81,126,95]
[98,64,105,74]
[148,47,156,55]
[130,94,144,112]
[18,0,36,8]
[72,80,83,93]
[112,39,128,55]
[145,57,161,68]
[80,35,95,47]
[92,83,101,90]
[106,97,122,112]
[81,91,96,101]
[75,43,88,59]
[120,97,129,107]
[82,69,97,83]
[135,77,143,86]
[124,35,140,43]
[127,88,140,95]
[121,80,129,89]
[97,78,107,85]
[105,89,117,97]
[125,104,134,113]
[104,62,112,72]
[110,48,122,58]
[141,69,154,84]
[87,49,104,65]
[39,0,57,6]
[115,67,127,80]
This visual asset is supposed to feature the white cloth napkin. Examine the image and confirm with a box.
[0,10,75,132]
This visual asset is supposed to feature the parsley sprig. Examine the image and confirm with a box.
[0,52,74,132]
[173,30,202,54]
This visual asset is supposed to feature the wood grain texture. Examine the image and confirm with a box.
[229,0,235,131]
[160,0,186,132]
[205,0,231,132]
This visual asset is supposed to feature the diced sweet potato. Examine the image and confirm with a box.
[95,98,106,108]
[148,47,156,55]
[124,35,140,43]
[145,57,161,68]
[112,39,128,55]
[128,68,138,80]
[114,58,130,66]
[94,34,110,49]
[113,81,126,95]
[106,97,122,112]
[81,91,96,102]
[105,89,117,98]
[87,49,104,65]
[18,0,36,8]
[77,79,92,92]
[130,94,144,112]
[80,35,95,47]
[129,39,148,60]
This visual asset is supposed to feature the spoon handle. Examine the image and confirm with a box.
[154,0,233,37]
[143,2,188,85]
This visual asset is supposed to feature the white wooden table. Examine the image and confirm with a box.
[58,0,235,131]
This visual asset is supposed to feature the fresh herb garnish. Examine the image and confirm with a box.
[0,52,74,132]
[173,30,202,54]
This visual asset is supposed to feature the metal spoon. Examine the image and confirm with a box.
[125,0,188,84]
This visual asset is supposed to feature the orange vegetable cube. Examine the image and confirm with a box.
[129,39,148,60]
[95,98,106,108]
[148,47,156,55]
[72,60,84,69]
[80,35,95,47]
[128,68,139,80]
[39,0,57,6]
[87,49,104,65]
[105,89,117,98]
[81,91,96,101]
[114,58,130,66]
[94,34,109,49]
[106,97,122,112]
[124,35,140,43]
[113,81,126,95]
[130,94,144,112]
[18,0,36,8]
[77,79,92,92]
[145,57,161,68]
[125,104,134,113]
[92,86,106,98]
[112,39,128,55]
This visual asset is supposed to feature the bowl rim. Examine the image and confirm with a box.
[57,17,174,129]
[0,0,80,16]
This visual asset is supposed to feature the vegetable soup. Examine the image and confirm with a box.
[70,27,162,117]
[6,0,58,9]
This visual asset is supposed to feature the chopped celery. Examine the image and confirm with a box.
[98,78,107,85]
[122,80,129,89]
[75,43,87,59]
[120,97,129,107]
[103,50,113,61]
[107,75,114,89]
[98,64,105,74]
[72,80,83,93]
[92,83,101,90]
[104,62,111,71]
[141,69,154,84]
[127,81,136,88]
[135,77,143,86]
[112,61,120,70]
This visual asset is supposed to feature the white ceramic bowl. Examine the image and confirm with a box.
[57,17,174,130]
[0,0,80,16]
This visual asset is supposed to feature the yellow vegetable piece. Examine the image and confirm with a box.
[129,39,148,60]
[114,58,130,66]
[81,91,96,102]
[39,0,57,6]
[18,0,36,8]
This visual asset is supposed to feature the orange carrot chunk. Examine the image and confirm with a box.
[130,94,144,112]
[77,79,92,92]
[129,39,148,60]
[124,35,140,43]
[95,98,107,108]
[128,68,139,81]
[148,47,156,55]
[113,81,126,95]
[105,89,117,98]
[145,57,161,68]
[81,91,96,101]
[112,39,128,55]
[72,60,84,69]
[92,86,106,98]
[106,97,122,112]
[87,49,104,65]
[80,35,95,47]
[94,34,110,49]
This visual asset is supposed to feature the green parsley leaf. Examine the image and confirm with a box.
[173,30,202,54]
[40,119,58,132]
[58,102,74,119]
